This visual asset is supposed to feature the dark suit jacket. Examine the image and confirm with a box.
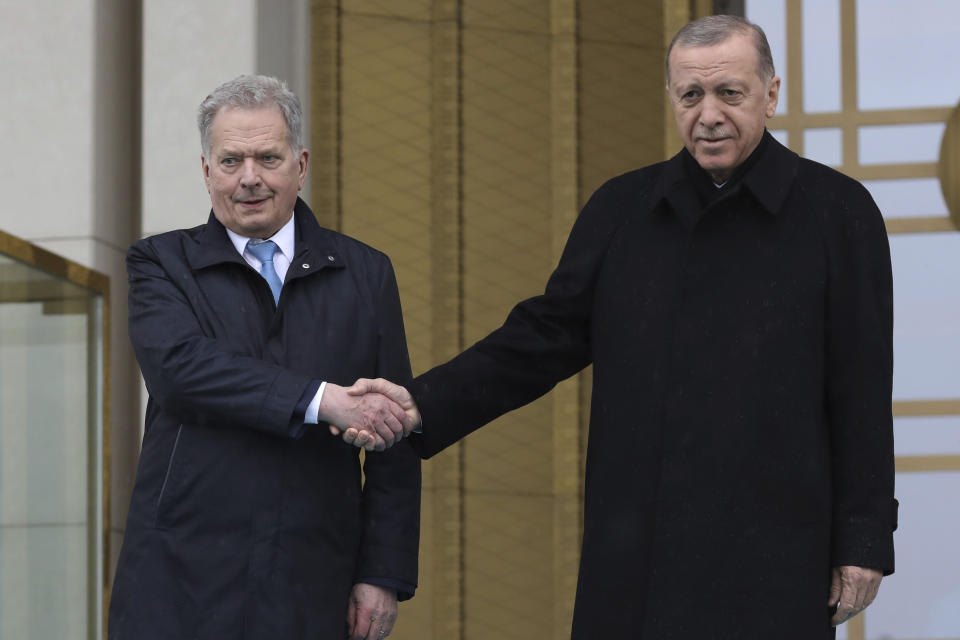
[409,134,896,638]
[109,198,420,640]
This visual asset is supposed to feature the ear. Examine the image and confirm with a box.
[201,155,212,193]
[765,76,781,118]
[297,148,310,191]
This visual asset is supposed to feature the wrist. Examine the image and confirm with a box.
[316,383,344,424]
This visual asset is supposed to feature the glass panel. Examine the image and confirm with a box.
[859,123,946,165]
[857,0,960,110]
[745,0,787,115]
[865,471,960,639]
[863,178,949,217]
[895,416,960,456]
[803,127,842,166]
[0,252,102,640]
[802,0,841,113]
[889,233,960,401]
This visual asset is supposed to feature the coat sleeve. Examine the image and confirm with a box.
[822,178,898,574]
[127,238,313,437]
[409,175,645,458]
[355,257,421,596]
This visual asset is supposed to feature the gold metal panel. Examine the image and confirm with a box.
[846,614,865,640]
[579,0,662,45]
[840,0,859,183]
[896,455,960,473]
[340,14,434,369]
[342,0,431,20]
[550,2,581,633]
[883,216,957,234]
[461,24,553,497]
[580,39,666,205]
[939,101,960,227]
[460,17,562,637]
[463,0,550,33]
[845,163,939,181]
[460,28,553,335]
[783,0,804,153]
[893,399,960,417]
[464,493,554,639]
[424,7,466,634]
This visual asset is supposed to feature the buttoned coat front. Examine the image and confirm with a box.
[108,199,420,640]
[409,135,897,639]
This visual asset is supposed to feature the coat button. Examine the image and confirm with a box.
[327,255,335,262]
[302,263,310,269]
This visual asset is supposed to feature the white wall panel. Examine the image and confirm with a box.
[141,0,256,236]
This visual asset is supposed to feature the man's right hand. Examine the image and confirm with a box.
[318,383,411,451]
[330,378,422,450]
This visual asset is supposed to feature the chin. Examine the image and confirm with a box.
[695,156,733,173]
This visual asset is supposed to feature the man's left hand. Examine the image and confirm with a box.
[347,583,398,640]
[828,565,882,626]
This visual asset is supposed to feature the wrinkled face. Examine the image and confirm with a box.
[202,106,309,238]
[667,34,779,183]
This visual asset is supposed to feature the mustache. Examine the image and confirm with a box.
[695,128,731,141]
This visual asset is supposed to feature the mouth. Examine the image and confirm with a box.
[237,196,272,209]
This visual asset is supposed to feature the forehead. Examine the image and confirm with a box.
[209,106,289,150]
[669,34,760,85]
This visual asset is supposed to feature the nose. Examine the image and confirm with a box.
[699,95,725,128]
[239,158,261,189]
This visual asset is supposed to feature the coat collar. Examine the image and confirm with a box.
[656,130,800,226]
[185,197,346,279]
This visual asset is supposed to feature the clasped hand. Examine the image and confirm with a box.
[321,379,421,451]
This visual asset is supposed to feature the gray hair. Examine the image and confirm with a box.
[666,15,775,85]
[197,74,304,157]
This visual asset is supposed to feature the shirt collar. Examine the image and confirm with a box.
[224,213,297,262]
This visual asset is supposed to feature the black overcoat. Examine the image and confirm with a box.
[109,199,420,639]
[409,135,897,638]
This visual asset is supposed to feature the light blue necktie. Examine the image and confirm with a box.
[246,239,282,304]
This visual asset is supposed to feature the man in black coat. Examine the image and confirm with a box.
[108,75,420,640]
[341,15,897,639]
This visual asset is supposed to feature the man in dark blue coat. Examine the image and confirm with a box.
[108,75,420,640]
[341,15,897,639]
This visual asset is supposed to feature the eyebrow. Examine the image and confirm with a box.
[218,146,285,158]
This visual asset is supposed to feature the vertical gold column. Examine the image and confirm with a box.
[550,2,580,636]
[309,0,341,231]
[425,2,465,638]
[840,0,859,177]
[785,0,804,155]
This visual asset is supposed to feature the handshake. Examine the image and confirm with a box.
[318,378,421,451]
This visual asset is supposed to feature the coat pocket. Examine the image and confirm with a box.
[154,424,183,528]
